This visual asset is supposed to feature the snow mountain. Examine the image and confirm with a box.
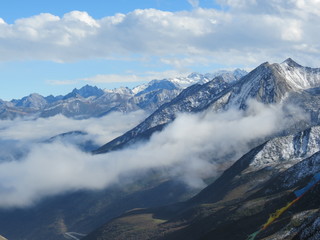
[225,58,320,109]
[94,58,320,154]
[0,69,246,120]
[63,84,105,99]
[11,93,48,110]
[94,75,233,153]
[168,69,246,88]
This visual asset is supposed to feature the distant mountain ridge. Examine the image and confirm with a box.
[63,85,105,100]
[0,69,247,120]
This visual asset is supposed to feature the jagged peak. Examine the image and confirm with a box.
[28,93,44,98]
[261,61,270,66]
[187,72,203,78]
[104,86,133,95]
[62,84,104,100]
[281,58,302,67]
[80,84,100,90]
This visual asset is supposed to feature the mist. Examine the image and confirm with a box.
[0,101,307,208]
[0,110,147,145]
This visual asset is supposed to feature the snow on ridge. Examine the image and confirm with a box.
[132,84,148,95]
[131,69,247,95]
[104,86,133,96]
[279,59,320,90]
[248,126,320,172]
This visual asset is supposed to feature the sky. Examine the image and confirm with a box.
[0,0,320,100]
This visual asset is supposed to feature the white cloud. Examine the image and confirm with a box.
[80,70,189,84]
[187,0,200,8]
[0,101,307,207]
[46,70,190,86]
[0,111,147,145]
[81,74,144,84]
[0,2,319,67]
[281,20,302,41]
[46,80,78,85]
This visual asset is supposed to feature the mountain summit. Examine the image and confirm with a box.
[279,58,320,90]
[63,85,105,99]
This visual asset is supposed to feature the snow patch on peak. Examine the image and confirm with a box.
[131,69,247,95]
[11,93,47,109]
[132,84,148,95]
[279,59,320,90]
[170,69,247,88]
[282,58,302,67]
[105,87,133,96]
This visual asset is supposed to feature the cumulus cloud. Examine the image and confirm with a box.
[0,1,319,67]
[0,101,306,207]
[46,80,78,85]
[80,70,189,84]
[46,70,190,87]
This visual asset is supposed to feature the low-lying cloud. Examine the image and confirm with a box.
[0,101,307,207]
[0,110,147,145]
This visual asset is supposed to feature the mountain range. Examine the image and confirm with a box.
[0,69,246,120]
[94,58,320,154]
[0,59,320,240]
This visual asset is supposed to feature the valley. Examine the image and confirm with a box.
[1,1,319,239]
[0,59,320,240]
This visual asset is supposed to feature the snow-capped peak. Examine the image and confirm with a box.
[11,93,47,109]
[130,69,247,95]
[279,58,320,90]
[104,86,133,96]
[282,58,302,67]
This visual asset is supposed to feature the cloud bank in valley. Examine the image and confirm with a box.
[0,110,147,145]
[0,101,306,208]
[0,110,147,168]
[0,0,319,67]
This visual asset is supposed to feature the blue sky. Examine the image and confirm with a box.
[0,0,319,100]
[0,0,221,23]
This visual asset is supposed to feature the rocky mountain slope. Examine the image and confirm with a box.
[94,58,320,154]
[83,126,320,240]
